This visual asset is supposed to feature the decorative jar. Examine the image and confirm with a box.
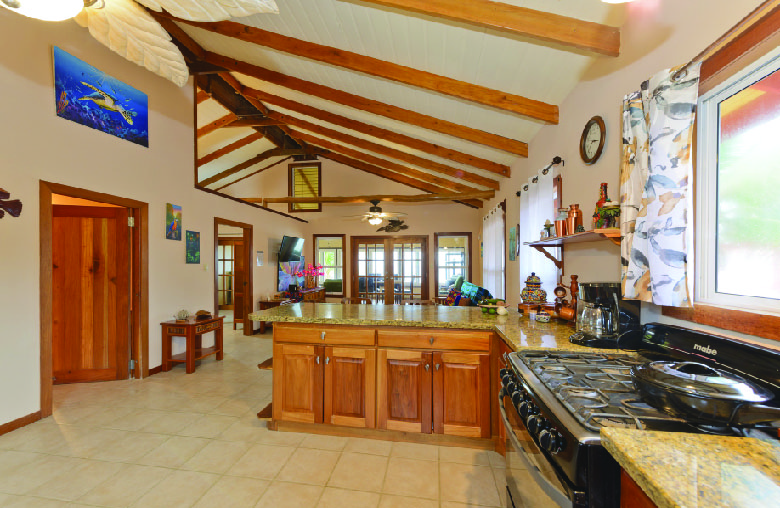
[520,272,548,304]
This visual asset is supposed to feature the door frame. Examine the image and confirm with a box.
[350,235,429,302]
[39,181,149,418]
[213,217,253,336]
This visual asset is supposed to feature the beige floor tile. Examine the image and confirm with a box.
[5,496,70,507]
[178,414,239,438]
[193,476,269,508]
[382,457,439,499]
[137,411,202,434]
[138,436,209,468]
[254,481,323,508]
[378,494,439,508]
[102,409,168,431]
[227,443,296,479]
[77,464,170,507]
[317,487,380,508]
[89,432,168,462]
[276,448,341,486]
[0,450,44,476]
[439,462,502,507]
[183,439,253,474]
[210,398,254,417]
[488,450,506,469]
[343,437,392,456]
[27,459,124,501]
[327,452,388,492]
[132,470,219,508]
[255,429,308,447]
[390,441,439,461]
[299,433,348,451]
[438,446,492,466]
[74,405,137,428]
[218,417,270,442]
[0,455,82,495]
[51,404,104,425]
[493,468,507,506]
[46,427,128,458]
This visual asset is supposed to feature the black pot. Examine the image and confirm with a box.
[631,361,780,427]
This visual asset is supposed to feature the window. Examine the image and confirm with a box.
[482,202,505,300]
[314,235,345,296]
[288,162,321,212]
[434,233,471,299]
[697,47,780,313]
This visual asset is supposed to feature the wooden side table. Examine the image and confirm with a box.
[161,315,224,374]
[256,300,283,334]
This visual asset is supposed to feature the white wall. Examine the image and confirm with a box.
[0,11,305,425]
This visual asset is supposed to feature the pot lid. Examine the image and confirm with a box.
[524,272,541,284]
[633,361,774,402]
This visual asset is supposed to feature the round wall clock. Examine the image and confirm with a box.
[579,115,606,164]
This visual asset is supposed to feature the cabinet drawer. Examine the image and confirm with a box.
[274,324,376,346]
[377,329,490,351]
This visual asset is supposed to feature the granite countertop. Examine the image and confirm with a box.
[602,428,780,508]
[249,302,609,352]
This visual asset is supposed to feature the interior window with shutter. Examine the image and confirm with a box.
[288,162,322,212]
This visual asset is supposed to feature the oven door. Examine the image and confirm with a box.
[499,392,583,508]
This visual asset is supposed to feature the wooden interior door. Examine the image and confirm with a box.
[390,237,428,303]
[216,239,236,310]
[352,236,428,303]
[233,240,246,330]
[352,238,388,302]
[323,346,376,429]
[432,351,490,438]
[377,349,432,433]
[272,343,323,423]
[52,205,130,384]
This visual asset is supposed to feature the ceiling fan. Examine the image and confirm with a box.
[344,199,407,226]
[0,0,279,86]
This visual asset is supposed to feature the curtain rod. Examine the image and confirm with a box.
[515,156,563,197]
[672,0,780,81]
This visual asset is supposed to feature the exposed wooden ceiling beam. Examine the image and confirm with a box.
[215,156,294,191]
[199,147,322,186]
[149,10,206,60]
[321,153,481,208]
[228,117,287,127]
[205,53,528,156]
[243,191,496,205]
[198,131,265,167]
[241,87,510,176]
[351,0,620,57]
[290,129,484,196]
[188,61,227,74]
[196,89,211,103]
[197,113,237,138]
[270,112,499,190]
[168,16,558,122]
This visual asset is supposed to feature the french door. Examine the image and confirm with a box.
[351,236,428,303]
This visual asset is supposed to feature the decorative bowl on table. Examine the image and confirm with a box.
[536,310,551,323]
[478,299,506,314]
[195,310,212,321]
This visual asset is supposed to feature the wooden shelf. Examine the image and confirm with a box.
[170,346,220,363]
[524,229,621,269]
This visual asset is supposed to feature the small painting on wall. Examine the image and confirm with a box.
[53,47,149,147]
[278,259,305,292]
[509,226,517,261]
[186,231,200,264]
[166,203,182,240]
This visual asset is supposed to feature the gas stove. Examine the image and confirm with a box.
[499,323,780,508]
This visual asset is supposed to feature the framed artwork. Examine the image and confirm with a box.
[508,226,517,261]
[186,231,200,264]
[53,47,149,147]
[278,258,305,292]
[165,203,182,240]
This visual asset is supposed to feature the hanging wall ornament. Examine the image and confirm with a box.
[0,188,22,219]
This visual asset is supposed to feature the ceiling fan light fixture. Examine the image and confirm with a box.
[368,217,383,226]
[1,0,84,21]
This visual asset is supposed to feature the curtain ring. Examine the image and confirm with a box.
[523,184,529,191]
[532,177,538,183]
[671,66,689,82]
[542,167,549,175]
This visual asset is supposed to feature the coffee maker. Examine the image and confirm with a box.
[568,282,641,348]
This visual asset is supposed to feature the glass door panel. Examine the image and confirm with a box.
[355,240,386,303]
[352,237,428,303]
[392,241,423,303]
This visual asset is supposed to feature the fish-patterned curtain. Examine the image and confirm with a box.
[620,63,701,307]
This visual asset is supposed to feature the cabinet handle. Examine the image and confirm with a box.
[425,363,430,371]
[435,363,440,371]
[325,357,330,365]
[429,337,434,345]
[321,331,326,340]
[316,356,320,364]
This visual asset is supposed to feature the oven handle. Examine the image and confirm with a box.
[499,389,573,508]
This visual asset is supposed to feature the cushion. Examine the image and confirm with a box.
[460,281,492,304]
[443,289,462,306]
[453,275,464,291]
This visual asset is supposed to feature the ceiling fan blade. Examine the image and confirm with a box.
[135,0,279,22]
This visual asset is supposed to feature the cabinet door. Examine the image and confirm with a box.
[432,351,490,438]
[377,349,432,433]
[272,343,323,423]
[323,347,376,429]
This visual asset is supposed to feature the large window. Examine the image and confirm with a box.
[288,162,321,212]
[434,233,471,299]
[314,234,345,296]
[697,48,780,313]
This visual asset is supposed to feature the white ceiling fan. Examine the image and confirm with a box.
[0,0,279,86]
[344,199,407,226]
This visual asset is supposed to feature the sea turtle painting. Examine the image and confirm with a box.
[79,81,137,125]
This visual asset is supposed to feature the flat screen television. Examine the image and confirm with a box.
[278,235,304,262]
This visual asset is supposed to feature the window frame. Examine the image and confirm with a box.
[313,234,346,297]
[433,232,472,301]
[288,162,322,213]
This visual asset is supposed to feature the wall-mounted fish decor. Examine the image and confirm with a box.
[0,188,22,219]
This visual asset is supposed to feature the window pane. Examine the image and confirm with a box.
[436,235,469,297]
[716,69,780,300]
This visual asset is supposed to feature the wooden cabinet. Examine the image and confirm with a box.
[273,324,376,429]
[377,346,491,438]
[620,469,657,508]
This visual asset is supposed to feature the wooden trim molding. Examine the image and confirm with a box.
[662,305,780,343]
[313,234,348,298]
[214,217,254,336]
[433,232,473,300]
[0,411,42,436]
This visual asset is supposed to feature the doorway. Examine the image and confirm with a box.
[214,218,253,335]
[351,236,429,303]
[39,181,148,418]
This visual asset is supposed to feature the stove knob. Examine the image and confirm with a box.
[506,381,517,395]
[501,372,512,387]
[511,390,523,407]
[539,430,564,454]
[526,415,544,435]
[499,368,509,380]
[518,401,534,419]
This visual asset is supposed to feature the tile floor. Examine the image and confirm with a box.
[0,328,510,507]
